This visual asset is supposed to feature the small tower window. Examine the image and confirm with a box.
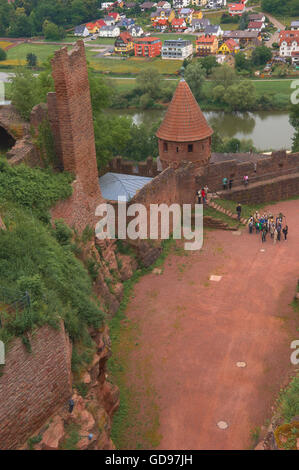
[176,147,179,152]
[163,142,168,152]
[188,144,193,153]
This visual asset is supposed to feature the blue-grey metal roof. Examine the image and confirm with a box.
[99,172,153,201]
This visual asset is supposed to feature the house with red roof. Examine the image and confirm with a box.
[228,2,245,16]
[196,34,218,55]
[279,30,299,57]
[114,32,134,54]
[247,20,265,32]
[134,37,162,57]
[218,38,239,54]
[171,18,187,32]
[108,12,121,22]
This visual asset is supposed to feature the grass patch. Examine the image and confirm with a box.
[213,198,266,220]
[204,204,239,227]
[86,54,182,76]
[6,43,67,66]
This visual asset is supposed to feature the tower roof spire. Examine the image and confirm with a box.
[156,80,213,142]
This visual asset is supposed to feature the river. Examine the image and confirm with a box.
[106,109,294,151]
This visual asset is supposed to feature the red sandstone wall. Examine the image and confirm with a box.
[222,172,299,205]
[50,41,100,199]
[0,321,72,450]
[197,151,299,191]
[51,178,101,232]
[131,163,196,207]
[158,137,211,169]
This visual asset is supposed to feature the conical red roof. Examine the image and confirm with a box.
[156,79,213,142]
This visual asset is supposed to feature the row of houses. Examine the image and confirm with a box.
[74,12,144,38]
[114,33,193,58]
[114,30,261,59]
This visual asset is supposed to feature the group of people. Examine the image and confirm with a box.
[247,211,288,244]
[197,186,209,204]
[222,175,250,191]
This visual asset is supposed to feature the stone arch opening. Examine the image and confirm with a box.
[0,125,16,152]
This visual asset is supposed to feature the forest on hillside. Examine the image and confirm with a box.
[0,0,103,38]
[261,0,299,17]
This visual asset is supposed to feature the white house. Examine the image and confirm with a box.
[173,0,191,9]
[128,25,144,37]
[101,2,114,9]
[279,31,299,57]
[204,24,223,37]
[157,1,171,8]
[99,25,121,37]
[162,38,193,59]
[74,25,90,37]
[104,16,115,26]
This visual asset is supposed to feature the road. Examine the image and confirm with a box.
[264,12,286,47]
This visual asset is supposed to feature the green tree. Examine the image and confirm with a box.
[198,56,218,75]
[136,68,163,101]
[212,84,225,103]
[251,46,272,66]
[211,64,238,89]
[184,61,206,101]
[223,80,257,111]
[235,52,251,71]
[289,104,299,152]
[0,47,6,61]
[43,20,64,40]
[26,52,37,67]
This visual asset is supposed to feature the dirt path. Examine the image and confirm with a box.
[121,199,299,450]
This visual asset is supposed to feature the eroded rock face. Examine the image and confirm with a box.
[39,416,65,451]
[25,326,119,451]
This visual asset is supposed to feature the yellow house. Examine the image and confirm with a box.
[86,22,98,34]
[151,8,175,24]
[218,39,239,55]
[192,8,203,18]
[114,32,134,54]
[196,34,218,55]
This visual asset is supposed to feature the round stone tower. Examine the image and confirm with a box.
[156,79,213,170]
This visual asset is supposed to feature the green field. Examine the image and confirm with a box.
[6,43,65,65]
[86,54,182,75]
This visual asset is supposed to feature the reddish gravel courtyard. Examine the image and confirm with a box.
[123,199,299,450]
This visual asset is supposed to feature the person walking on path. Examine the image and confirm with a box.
[261,226,267,243]
[248,217,253,234]
[204,185,209,201]
[273,228,278,245]
[229,178,233,190]
[283,225,288,240]
[236,203,242,221]
[222,177,228,190]
[197,189,201,204]
[201,188,206,204]
[277,224,281,241]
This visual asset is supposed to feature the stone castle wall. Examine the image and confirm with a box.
[196,151,299,193]
[0,322,72,450]
[220,171,299,205]
[50,40,100,199]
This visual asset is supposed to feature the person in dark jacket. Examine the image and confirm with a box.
[282,225,288,240]
[236,203,242,221]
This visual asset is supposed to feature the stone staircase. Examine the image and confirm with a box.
[206,199,248,226]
